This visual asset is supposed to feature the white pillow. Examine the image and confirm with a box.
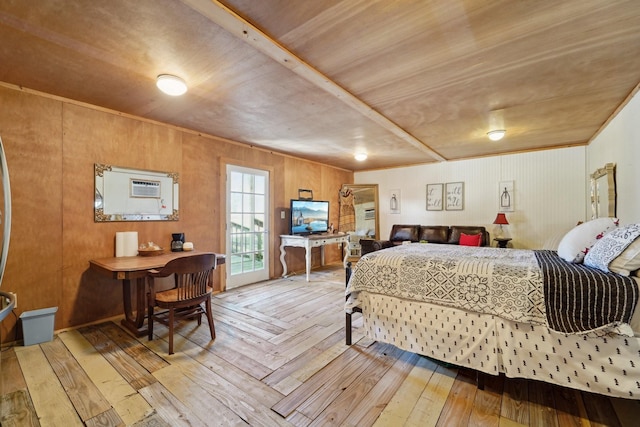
[557,218,619,263]
[607,228,640,276]
[584,224,640,273]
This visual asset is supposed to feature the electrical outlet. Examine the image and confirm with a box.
[9,291,16,309]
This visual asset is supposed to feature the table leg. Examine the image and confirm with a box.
[120,277,148,337]
[342,240,349,267]
[280,242,288,277]
[305,243,311,282]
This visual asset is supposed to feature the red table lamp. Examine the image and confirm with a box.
[493,213,509,238]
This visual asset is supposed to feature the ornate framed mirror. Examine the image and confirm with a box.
[94,164,179,222]
[590,163,616,219]
[340,184,379,239]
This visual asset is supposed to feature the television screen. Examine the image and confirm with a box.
[290,199,329,235]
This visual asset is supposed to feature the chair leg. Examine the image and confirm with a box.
[148,305,154,341]
[205,296,216,340]
[168,307,175,355]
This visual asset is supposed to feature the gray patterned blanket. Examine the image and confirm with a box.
[346,244,638,336]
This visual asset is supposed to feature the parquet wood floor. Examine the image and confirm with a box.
[1,264,639,426]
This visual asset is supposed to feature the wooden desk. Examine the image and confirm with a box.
[89,251,225,337]
[279,233,349,281]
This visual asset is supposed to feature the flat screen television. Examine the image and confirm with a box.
[290,199,329,235]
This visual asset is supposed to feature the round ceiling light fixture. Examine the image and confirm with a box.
[354,152,368,161]
[487,129,506,141]
[156,74,188,96]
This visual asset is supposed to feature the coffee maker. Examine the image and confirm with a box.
[171,233,185,252]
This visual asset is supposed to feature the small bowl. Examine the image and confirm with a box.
[138,248,164,257]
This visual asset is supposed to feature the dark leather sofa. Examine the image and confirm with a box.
[361,224,490,255]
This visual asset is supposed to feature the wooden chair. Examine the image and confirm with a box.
[147,253,217,354]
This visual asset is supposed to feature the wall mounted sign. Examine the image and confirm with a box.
[426,183,443,211]
[499,180,514,212]
[445,182,464,211]
[389,189,401,214]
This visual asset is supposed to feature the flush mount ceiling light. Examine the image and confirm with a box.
[354,152,368,161]
[156,74,187,96]
[487,130,506,141]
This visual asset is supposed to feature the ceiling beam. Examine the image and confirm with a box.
[181,0,447,162]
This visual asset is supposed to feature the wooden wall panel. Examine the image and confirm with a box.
[181,133,225,291]
[280,157,352,276]
[0,85,352,341]
[0,86,63,341]
[61,104,184,329]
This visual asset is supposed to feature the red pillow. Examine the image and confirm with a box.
[459,232,482,247]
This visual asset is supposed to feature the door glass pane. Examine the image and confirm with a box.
[243,174,253,192]
[231,233,241,251]
[255,195,265,213]
[254,233,264,251]
[230,254,242,275]
[230,172,243,192]
[241,213,251,231]
[242,252,255,270]
[243,194,254,212]
[242,233,253,252]
[254,214,265,232]
[230,192,242,212]
[230,213,242,231]
[255,175,265,194]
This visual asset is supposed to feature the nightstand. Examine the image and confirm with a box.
[494,238,512,248]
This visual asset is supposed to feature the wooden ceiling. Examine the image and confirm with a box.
[1,0,639,171]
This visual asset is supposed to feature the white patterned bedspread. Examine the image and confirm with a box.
[347,243,548,326]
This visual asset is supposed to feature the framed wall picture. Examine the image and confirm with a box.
[499,180,514,212]
[389,189,401,214]
[445,182,464,210]
[426,183,443,211]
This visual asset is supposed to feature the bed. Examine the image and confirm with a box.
[345,221,640,399]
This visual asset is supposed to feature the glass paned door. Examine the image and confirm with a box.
[226,165,269,288]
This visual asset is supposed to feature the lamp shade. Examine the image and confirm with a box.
[493,213,509,225]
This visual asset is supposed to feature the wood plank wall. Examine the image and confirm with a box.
[0,84,352,343]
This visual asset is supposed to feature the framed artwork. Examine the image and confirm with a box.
[499,180,514,212]
[426,183,443,211]
[445,182,464,210]
[389,189,401,214]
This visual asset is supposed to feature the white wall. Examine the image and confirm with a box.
[587,89,640,224]
[355,88,640,249]
[356,146,586,249]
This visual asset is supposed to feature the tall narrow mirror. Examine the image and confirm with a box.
[590,163,616,219]
[340,184,379,239]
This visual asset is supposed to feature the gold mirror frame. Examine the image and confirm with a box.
[94,163,179,222]
[340,184,379,239]
[590,163,616,219]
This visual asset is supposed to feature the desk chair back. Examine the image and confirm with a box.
[147,252,217,354]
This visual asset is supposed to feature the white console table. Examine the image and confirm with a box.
[280,233,349,281]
